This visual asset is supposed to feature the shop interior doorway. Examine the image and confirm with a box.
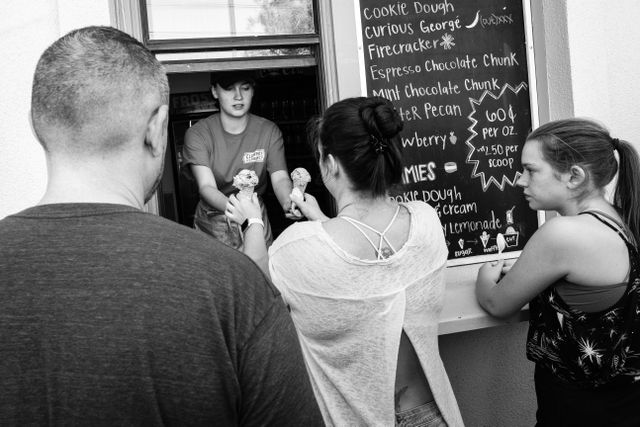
[158,66,333,239]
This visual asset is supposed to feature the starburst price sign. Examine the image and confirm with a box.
[465,82,530,192]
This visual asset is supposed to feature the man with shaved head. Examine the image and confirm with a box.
[0,26,321,426]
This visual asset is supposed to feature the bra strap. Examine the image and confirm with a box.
[339,205,401,259]
[579,211,632,246]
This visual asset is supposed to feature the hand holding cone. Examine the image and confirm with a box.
[290,167,311,214]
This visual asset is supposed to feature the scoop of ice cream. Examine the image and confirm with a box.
[233,169,259,191]
[290,167,311,187]
[233,169,259,200]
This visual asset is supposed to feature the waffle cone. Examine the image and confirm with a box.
[238,187,254,200]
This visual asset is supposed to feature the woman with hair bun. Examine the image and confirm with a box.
[476,118,640,425]
[226,96,463,426]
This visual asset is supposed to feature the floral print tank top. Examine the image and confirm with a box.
[526,211,640,388]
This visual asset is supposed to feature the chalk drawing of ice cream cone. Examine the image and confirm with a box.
[504,206,519,247]
[480,231,490,248]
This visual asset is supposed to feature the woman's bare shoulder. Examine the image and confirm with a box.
[530,214,628,273]
[533,215,597,248]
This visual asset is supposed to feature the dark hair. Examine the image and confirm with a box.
[210,70,256,90]
[527,118,640,243]
[31,26,169,152]
[309,96,404,197]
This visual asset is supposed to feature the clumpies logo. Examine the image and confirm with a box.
[243,149,265,164]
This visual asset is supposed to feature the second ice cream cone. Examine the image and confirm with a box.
[290,167,311,213]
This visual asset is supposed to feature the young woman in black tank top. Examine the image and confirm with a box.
[475,118,640,426]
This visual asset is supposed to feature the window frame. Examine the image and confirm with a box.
[109,0,339,213]
[138,0,320,54]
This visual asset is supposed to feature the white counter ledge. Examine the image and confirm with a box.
[438,263,529,335]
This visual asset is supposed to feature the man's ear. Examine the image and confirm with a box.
[28,110,52,150]
[27,110,40,143]
[567,165,587,189]
[211,85,219,99]
[144,104,169,157]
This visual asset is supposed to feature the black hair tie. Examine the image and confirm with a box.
[370,135,387,154]
[611,138,620,151]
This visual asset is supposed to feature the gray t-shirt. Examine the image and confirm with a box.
[183,113,287,197]
[0,203,322,426]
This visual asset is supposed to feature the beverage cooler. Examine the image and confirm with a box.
[157,66,333,239]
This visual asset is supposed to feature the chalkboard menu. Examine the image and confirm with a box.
[356,0,540,264]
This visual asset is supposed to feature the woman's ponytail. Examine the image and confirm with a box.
[613,139,640,245]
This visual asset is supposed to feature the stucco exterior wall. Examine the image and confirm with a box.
[567,0,640,139]
[0,0,110,219]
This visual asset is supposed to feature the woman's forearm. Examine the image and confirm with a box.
[243,223,269,277]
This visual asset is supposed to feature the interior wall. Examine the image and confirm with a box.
[0,0,110,219]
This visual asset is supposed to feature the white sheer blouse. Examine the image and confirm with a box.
[268,202,464,427]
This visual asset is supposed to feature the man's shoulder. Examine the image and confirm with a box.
[156,217,282,296]
[145,214,269,267]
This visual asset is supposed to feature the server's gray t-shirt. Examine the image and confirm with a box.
[183,113,287,198]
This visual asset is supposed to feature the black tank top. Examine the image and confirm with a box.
[526,211,640,388]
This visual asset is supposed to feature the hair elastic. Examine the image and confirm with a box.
[370,135,387,154]
[611,138,620,151]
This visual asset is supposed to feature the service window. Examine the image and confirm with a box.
[127,0,334,233]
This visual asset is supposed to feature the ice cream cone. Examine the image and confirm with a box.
[293,180,308,193]
[233,169,259,200]
[290,167,311,213]
[291,168,311,190]
[237,187,254,200]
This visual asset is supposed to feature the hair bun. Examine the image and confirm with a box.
[359,97,403,139]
